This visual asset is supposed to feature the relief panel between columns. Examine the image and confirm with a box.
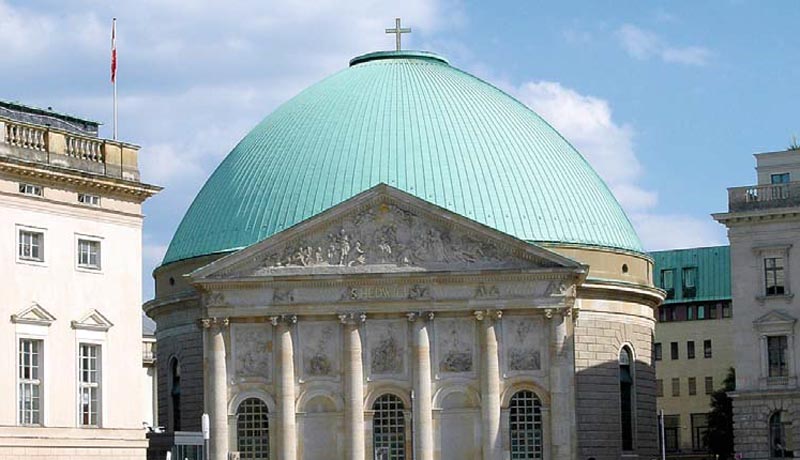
[231,323,273,383]
[501,315,547,376]
[366,319,408,379]
[297,321,340,382]
[434,317,477,379]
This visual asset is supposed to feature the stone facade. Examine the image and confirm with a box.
[714,148,800,458]
[0,108,159,459]
[147,185,663,460]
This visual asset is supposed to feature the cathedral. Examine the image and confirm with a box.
[145,49,664,460]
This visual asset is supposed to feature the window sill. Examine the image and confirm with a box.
[757,293,794,305]
[16,258,47,267]
[76,265,103,274]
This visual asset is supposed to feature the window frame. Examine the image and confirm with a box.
[688,377,697,396]
[16,225,46,265]
[755,245,792,300]
[768,336,789,378]
[670,342,679,360]
[77,193,101,206]
[682,267,698,298]
[705,376,714,395]
[18,183,43,197]
[75,234,103,272]
[654,343,662,361]
[671,378,680,397]
[661,269,675,299]
[77,343,102,427]
[236,397,270,460]
[687,341,695,360]
[17,337,44,426]
[704,340,713,359]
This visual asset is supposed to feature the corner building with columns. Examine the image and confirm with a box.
[145,50,664,460]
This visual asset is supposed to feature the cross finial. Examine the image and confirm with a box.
[385,17,411,51]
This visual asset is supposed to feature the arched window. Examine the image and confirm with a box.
[169,358,181,431]
[372,394,406,460]
[509,390,543,459]
[770,411,794,458]
[619,346,634,451]
[237,398,270,460]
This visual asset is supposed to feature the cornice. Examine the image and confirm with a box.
[713,208,800,225]
[579,278,665,308]
[0,155,161,203]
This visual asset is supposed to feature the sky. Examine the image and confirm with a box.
[2,1,799,302]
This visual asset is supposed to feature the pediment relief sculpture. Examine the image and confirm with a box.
[214,201,563,279]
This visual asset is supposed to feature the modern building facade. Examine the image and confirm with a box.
[651,246,734,458]
[146,50,665,460]
[714,148,800,459]
[0,101,160,459]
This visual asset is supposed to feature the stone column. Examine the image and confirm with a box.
[476,310,502,460]
[203,317,229,460]
[340,313,366,460]
[272,315,298,460]
[548,308,576,459]
[409,312,434,460]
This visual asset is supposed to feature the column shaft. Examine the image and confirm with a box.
[207,323,229,460]
[413,319,434,460]
[480,316,502,460]
[344,322,365,460]
[277,323,297,460]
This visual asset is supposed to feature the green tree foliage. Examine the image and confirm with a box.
[705,367,736,459]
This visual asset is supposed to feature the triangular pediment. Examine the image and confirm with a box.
[192,184,585,280]
[71,309,114,332]
[11,302,56,326]
[754,310,797,327]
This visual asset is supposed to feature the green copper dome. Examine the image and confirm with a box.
[162,51,643,265]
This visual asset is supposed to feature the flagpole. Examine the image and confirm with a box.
[112,17,118,140]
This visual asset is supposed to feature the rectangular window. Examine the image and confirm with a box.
[77,239,101,270]
[661,269,675,299]
[664,415,680,452]
[687,305,695,321]
[772,173,791,184]
[768,335,789,377]
[709,303,718,319]
[671,342,679,360]
[672,378,680,397]
[687,341,696,359]
[18,183,42,196]
[18,230,44,262]
[654,343,662,361]
[722,303,732,318]
[688,377,697,395]
[683,267,698,298]
[77,194,101,206]
[704,340,712,359]
[765,257,786,296]
[697,305,706,320]
[656,379,664,397]
[691,413,709,451]
[658,307,667,322]
[705,376,714,395]
[79,344,100,426]
[18,339,42,425]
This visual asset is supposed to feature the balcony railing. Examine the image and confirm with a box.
[0,116,140,181]
[728,182,800,212]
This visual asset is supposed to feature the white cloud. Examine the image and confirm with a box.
[616,24,711,66]
[507,79,722,250]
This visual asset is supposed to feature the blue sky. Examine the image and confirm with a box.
[2,1,798,301]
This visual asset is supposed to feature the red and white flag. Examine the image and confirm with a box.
[111,18,117,83]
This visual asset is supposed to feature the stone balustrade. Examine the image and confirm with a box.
[0,116,141,182]
[728,182,800,212]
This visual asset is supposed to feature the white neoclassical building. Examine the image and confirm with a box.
[714,148,800,458]
[0,101,160,459]
[146,50,664,460]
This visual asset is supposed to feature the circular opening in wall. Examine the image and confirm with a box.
[169,277,175,286]
[622,264,629,274]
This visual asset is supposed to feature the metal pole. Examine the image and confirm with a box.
[202,413,210,460]
[660,409,666,460]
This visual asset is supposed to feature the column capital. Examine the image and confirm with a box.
[473,309,502,321]
[269,315,297,327]
[200,317,229,329]
[406,311,435,322]
[338,311,367,325]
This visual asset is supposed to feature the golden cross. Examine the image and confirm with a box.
[385,18,411,51]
